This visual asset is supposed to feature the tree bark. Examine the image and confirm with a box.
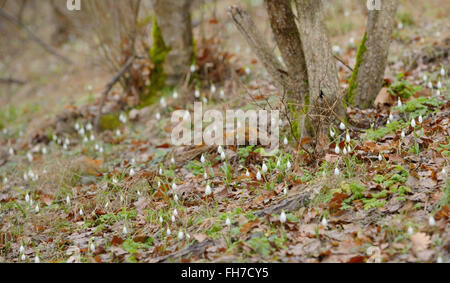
[353,0,399,109]
[294,0,344,150]
[151,0,194,86]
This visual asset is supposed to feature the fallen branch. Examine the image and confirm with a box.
[95,55,136,130]
[0,7,72,64]
[148,239,215,263]
[255,191,312,217]
[0,77,26,85]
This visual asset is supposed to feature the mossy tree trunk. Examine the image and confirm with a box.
[352,0,399,109]
[151,0,194,86]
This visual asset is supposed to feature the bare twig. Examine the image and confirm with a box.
[0,77,26,85]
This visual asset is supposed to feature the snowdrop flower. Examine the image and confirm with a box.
[440,67,445,76]
[256,171,262,181]
[423,74,428,82]
[407,226,414,235]
[195,89,200,98]
[174,194,179,202]
[280,211,286,224]
[173,91,178,99]
[386,120,390,125]
[35,205,39,213]
[79,208,83,216]
[82,137,88,144]
[389,113,394,121]
[86,123,93,131]
[436,90,441,96]
[334,167,340,176]
[27,152,33,162]
[200,154,205,163]
[137,191,142,196]
[418,115,423,123]
[401,130,405,139]
[332,45,341,54]
[178,230,184,240]
[429,216,436,226]
[334,145,340,155]
[397,22,403,29]
[245,67,251,75]
[99,147,104,154]
[9,147,14,156]
[171,215,176,223]
[220,89,225,98]
[159,216,163,224]
[190,65,196,72]
[34,256,40,263]
[349,37,355,44]
[173,209,178,217]
[442,168,446,175]
[171,157,175,164]
[220,151,226,160]
[79,127,85,136]
[203,172,207,179]
[339,122,346,131]
[217,146,223,154]
[116,130,121,137]
[411,118,416,128]
[225,217,231,227]
[19,245,24,254]
[25,193,30,203]
[205,184,212,196]
[321,217,327,226]
[245,170,250,177]
[112,178,118,185]
[129,168,135,177]
[437,256,443,263]
[343,147,347,155]
[29,198,33,206]
[90,243,95,253]
[167,228,171,236]
[378,154,382,161]
[202,97,208,104]
[156,112,161,120]
[63,144,68,150]
[172,183,177,190]
[3,177,7,183]
[286,160,291,170]
[159,167,163,175]
[262,163,268,173]
[120,195,124,202]
[42,147,47,155]
[437,81,442,89]
[347,145,352,153]
[160,97,166,107]
[210,84,216,94]
[346,132,350,143]
[66,196,70,205]
[283,187,288,195]
[21,254,26,261]
[283,137,288,145]
[276,159,281,168]
[123,226,128,234]
[157,181,161,187]
[90,134,95,141]
[427,81,433,89]
[87,85,93,92]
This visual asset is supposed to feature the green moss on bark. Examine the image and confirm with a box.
[99,114,121,131]
[345,32,367,106]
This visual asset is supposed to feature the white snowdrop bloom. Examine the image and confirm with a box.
[378,154,382,161]
[79,127,85,136]
[171,157,175,164]
[245,67,251,75]
[423,74,427,81]
[64,138,70,146]
[82,137,88,144]
[178,230,184,240]
[280,211,286,224]
[436,89,441,96]
[34,256,40,263]
[203,172,208,179]
[401,130,405,139]
[334,145,340,155]
[225,217,231,227]
[418,115,423,123]
[116,130,121,137]
[256,171,262,181]
[157,181,161,187]
[440,67,445,76]
[41,147,47,155]
[344,11,350,17]
[173,91,178,99]
[123,226,128,234]
[159,216,163,223]
[332,45,341,54]
[29,198,33,206]
[19,245,24,254]
[220,89,225,98]
[160,97,167,107]
[437,81,442,89]
[398,98,402,107]
[343,147,347,155]
[167,228,171,236]
[86,123,93,131]
[245,170,250,177]
[171,215,176,223]
[389,113,394,121]
[339,122,346,131]
[346,132,351,143]
[2,128,7,135]
[63,144,68,151]
[35,205,39,213]
[330,128,335,137]
[283,187,288,195]
[442,168,446,175]
[27,152,33,162]
[131,158,136,165]
[321,217,327,226]
[437,256,443,263]
[386,120,390,125]
[347,145,352,153]
[349,37,355,44]
[200,154,205,163]
[90,134,95,141]
[87,85,93,92]
[79,208,83,216]
[105,202,109,209]
[334,167,340,176]
[397,22,403,29]
[429,216,436,226]
[156,112,161,120]
[202,97,208,104]
[159,167,163,175]
[411,118,416,127]
[21,254,26,261]
[130,169,135,177]
[195,89,200,98]
[262,163,268,173]
[283,137,288,145]
[112,178,118,185]
[99,147,104,153]
[90,243,95,253]
[210,84,216,94]
[9,147,14,156]
[25,193,30,203]
[276,159,281,168]
[172,183,178,190]
[220,151,226,160]
[190,65,196,72]
[286,160,291,170]
[120,195,124,202]
[3,177,7,183]
[173,209,178,217]
[407,226,414,235]
[137,191,142,196]
[66,195,70,205]
[174,194,179,202]
[205,184,212,196]
[427,81,433,89]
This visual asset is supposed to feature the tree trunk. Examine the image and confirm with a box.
[294,0,344,150]
[151,0,194,86]
[352,0,399,109]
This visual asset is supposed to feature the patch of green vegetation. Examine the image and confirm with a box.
[388,73,421,99]
[397,12,415,27]
[185,160,205,176]
[364,120,405,141]
[247,235,285,256]
[99,114,121,131]
[237,145,255,162]
[346,32,367,106]
[122,238,154,254]
[395,96,443,118]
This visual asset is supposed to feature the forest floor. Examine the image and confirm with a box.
[0,0,449,263]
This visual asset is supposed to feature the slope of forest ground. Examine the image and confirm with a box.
[0,0,449,263]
